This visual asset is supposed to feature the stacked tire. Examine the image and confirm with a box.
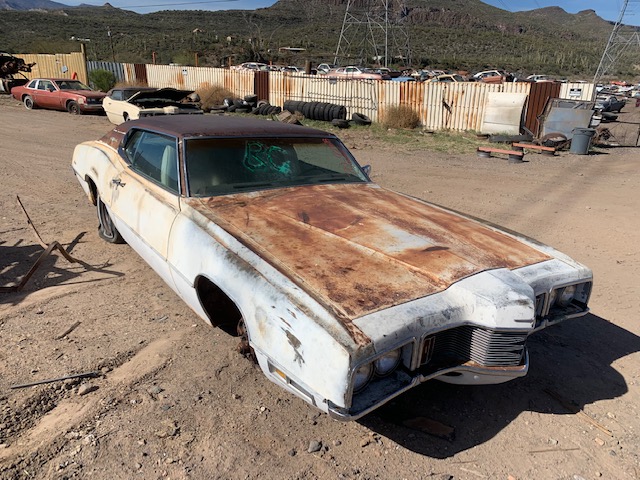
[284,101,347,122]
[252,101,282,115]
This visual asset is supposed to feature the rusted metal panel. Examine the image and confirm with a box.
[133,64,148,85]
[525,81,562,136]
[145,65,254,98]
[15,52,88,84]
[254,70,269,102]
[274,75,380,121]
[481,92,529,134]
[187,183,550,321]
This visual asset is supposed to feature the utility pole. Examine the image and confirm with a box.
[107,27,116,63]
[334,0,411,68]
[593,0,640,84]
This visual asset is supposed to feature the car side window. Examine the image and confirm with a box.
[124,130,179,193]
[38,81,52,91]
[110,90,124,101]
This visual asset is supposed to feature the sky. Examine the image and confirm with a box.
[61,0,638,26]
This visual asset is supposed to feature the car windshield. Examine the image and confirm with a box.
[55,80,92,90]
[185,136,369,197]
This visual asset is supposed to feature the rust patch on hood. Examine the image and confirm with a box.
[185,184,550,340]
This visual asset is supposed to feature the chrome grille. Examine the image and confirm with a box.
[421,326,527,369]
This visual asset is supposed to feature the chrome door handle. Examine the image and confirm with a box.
[111,178,126,187]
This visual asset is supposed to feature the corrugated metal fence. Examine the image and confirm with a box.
[80,58,597,132]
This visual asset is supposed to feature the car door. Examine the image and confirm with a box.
[32,79,57,109]
[108,129,181,284]
[103,89,123,123]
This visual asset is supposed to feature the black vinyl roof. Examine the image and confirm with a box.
[123,115,335,140]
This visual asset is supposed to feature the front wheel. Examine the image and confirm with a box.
[97,195,125,244]
[67,100,82,115]
[23,95,35,110]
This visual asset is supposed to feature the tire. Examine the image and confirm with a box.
[352,112,372,126]
[244,94,258,104]
[331,118,350,129]
[67,101,82,115]
[23,95,35,110]
[123,112,130,122]
[97,195,125,244]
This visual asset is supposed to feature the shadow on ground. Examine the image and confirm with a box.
[360,313,639,458]
[0,236,123,305]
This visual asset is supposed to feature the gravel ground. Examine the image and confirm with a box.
[1,94,639,480]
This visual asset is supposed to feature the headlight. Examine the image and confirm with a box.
[557,285,577,307]
[374,349,401,376]
[352,363,374,393]
[77,97,85,104]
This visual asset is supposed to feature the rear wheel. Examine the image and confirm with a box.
[67,101,82,115]
[23,95,35,110]
[97,195,125,244]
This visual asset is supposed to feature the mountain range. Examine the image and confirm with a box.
[0,0,635,79]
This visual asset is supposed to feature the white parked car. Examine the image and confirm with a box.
[328,66,384,80]
[526,74,553,82]
[102,87,203,124]
[72,116,593,420]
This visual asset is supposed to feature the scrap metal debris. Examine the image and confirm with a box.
[10,371,100,390]
[0,195,82,293]
[0,52,35,93]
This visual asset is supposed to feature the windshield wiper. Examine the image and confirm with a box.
[306,174,357,183]
[231,181,276,190]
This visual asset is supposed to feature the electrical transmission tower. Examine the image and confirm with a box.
[593,0,640,83]
[334,0,411,68]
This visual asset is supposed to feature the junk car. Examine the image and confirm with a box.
[11,78,106,114]
[103,87,203,124]
[72,116,592,420]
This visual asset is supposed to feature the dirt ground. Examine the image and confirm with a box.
[0,94,639,480]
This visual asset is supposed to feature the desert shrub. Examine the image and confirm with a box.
[196,82,234,111]
[88,69,116,92]
[381,105,421,129]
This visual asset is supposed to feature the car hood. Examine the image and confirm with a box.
[128,88,193,103]
[79,91,107,99]
[185,183,550,320]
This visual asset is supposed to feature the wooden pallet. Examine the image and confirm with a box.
[512,143,557,156]
[477,146,525,163]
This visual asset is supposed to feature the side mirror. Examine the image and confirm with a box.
[362,164,371,177]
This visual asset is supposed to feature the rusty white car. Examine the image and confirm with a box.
[71,116,592,420]
[102,87,203,124]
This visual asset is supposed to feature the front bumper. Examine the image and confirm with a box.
[327,350,529,421]
[80,104,104,112]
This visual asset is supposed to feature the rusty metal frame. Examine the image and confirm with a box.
[0,196,81,293]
